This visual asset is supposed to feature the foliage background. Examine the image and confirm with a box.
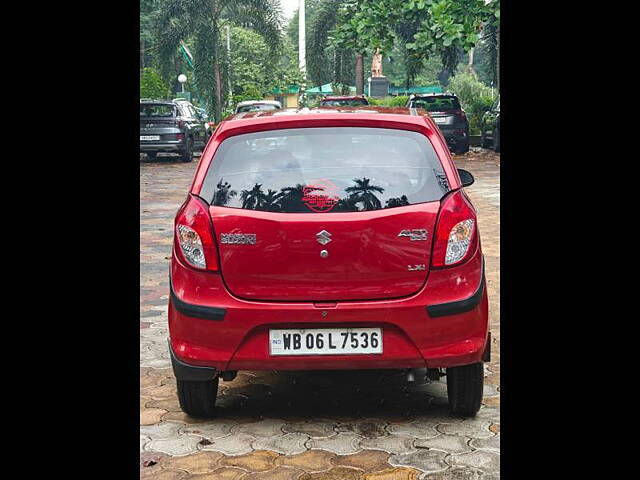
[140,0,499,129]
[140,68,170,99]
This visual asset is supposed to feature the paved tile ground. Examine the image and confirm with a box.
[140,148,500,479]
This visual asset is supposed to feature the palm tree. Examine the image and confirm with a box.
[155,0,282,123]
[213,178,237,206]
[278,184,307,212]
[240,183,267,210]
[345,178,385,211]
[307,0,362,93]
[263,189,283,211]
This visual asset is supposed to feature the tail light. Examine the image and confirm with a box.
[174,195,219,271]
[454,110,467,121]
[431,190,478,268]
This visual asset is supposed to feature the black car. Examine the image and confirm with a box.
[319,95,369,107]
[140,99,208,162]
[480,96,500,152]
[406,93,469,154]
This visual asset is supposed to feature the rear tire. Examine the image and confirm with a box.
[180,138,193,163]
[455,139,470,154]
[481,130,491,149]
[447,362,483,417]
[177,377,219,418]
[145,152,157,161]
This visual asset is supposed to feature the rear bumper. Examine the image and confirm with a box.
[168,246,489,372]
[442,132,468,147]
[140,141,185,152]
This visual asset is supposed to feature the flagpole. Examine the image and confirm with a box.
[227,25,232,108]
[298,0,306,75]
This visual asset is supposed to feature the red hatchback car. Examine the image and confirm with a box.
[168,106,489,417]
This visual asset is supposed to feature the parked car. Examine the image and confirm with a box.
[235,100,282,114]
[168,106,489,418]
[140,99,208,162]
[320,95,369,107]
[406,93,469,154]
[191,105,214,143]
[480,96,500,152]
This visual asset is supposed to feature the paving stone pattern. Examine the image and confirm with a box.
[140,149,500,478]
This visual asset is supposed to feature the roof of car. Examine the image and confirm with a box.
[221,106,433,128]
[236,100,282,108]
[140,99,176,105]
[321,96,367,101]
[410,92,458,98]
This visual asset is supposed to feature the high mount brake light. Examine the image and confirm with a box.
[431,190,478,268]
[174,195,219,272]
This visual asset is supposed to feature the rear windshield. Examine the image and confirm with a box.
[237,104,279,113]
[321,99,368,106]
[140,104,176,117]
[200,127,449,213]
[410,96,460,112]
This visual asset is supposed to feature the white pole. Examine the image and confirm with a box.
[227,25,232,107]
[298,0,306,75]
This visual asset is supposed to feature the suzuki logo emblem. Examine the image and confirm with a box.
[316,230,332,245]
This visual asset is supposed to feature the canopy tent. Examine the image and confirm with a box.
[269,85,301,94]
[306,83,356,95]
[388,85,443,95]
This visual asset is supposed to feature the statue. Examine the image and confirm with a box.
[371,47,383,77]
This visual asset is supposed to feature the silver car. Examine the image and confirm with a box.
[235,100,282,114]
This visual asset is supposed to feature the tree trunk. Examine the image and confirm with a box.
[140,38,144,71]
[496,28,500,92]
[355,53,363,95]
[467,47,477,79]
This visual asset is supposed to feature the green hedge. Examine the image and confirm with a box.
[367,96,409,107]
[140,68,170,100]
[447,74,495,135]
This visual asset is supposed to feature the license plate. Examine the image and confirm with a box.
[140,135,160,141]
[269,328,382,356]
[433,117,448,124]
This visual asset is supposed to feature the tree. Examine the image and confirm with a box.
[306,1,356,90]
[140,0,158,70]
[154,0,283,123]
[331,0,499,89]
[213,179,237,206]
[240,183,267,210]
[345,177,384,211]
[480,1,500,90]
[330,1,393,94]
[140,68,171,99]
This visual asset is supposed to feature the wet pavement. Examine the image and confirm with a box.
[140,148,500,479]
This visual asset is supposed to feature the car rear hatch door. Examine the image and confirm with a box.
[210,203,439,301]
[199,126,451,302]
[140,103,179,134]
[429,111,456,128]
